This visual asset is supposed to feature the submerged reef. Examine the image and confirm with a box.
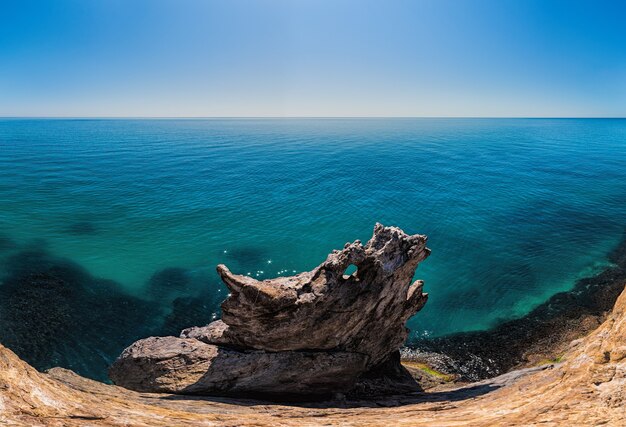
[0,233,18,251]
[109,223,431,398]
[0,245,221,381]
[0,249,160,380]
[63,221,99,236]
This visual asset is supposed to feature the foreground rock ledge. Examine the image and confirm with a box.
[2,280,626,425]
[109,223,430,397]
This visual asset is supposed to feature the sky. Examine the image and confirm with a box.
[0,0,625,117]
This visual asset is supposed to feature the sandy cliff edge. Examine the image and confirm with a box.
[1,279,626,426]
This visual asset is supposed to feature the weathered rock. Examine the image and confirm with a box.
[180,320,231,346]
[109,336,369,397]
[217,222,430,368]
[4,283,626,425]
[110,224,430,397]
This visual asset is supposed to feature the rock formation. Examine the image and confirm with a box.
[2,274,626,425]
[109,223,431,397]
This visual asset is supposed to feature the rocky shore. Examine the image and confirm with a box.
[109,224,431,398]
[1,225,626,425]
[2,271,626,425]
[404,232,626,381]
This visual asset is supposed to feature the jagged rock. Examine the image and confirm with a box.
[216,223,430,367]
[110,224,430,397]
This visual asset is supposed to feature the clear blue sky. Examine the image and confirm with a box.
[1,0,625,117]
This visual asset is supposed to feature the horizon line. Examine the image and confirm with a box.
[1,116,625,120]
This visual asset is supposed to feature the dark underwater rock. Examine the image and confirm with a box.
[0,249,160,381]
[407,231,626,381]
[111,224,430,398]
[223,246,268,271]
[147,267,192,304]
[148,267,223,336]
[158,291,220,336]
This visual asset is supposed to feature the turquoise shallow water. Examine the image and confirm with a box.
[1,118,625,378]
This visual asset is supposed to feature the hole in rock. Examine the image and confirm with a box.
[342,264,358,279]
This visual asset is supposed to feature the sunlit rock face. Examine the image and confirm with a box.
[110,224,430,398]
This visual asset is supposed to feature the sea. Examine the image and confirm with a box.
[1,118,625,380]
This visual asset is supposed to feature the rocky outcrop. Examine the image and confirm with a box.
[3,226,626,424]
[109,223,430,397]
[2,279,626,425]
[109,336,368,397]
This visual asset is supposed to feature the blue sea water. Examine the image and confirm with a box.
[0,118,625,373]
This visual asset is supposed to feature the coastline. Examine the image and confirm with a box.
[404,231,626,381]
[2,227,626,425]
[3,259,626,425]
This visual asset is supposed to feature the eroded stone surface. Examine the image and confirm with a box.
[110,224,430,397]
[109,336,369,397]
[2,281,626,425]
[181,320,230,346]
[216,223,429,370]
[2,233,626,424]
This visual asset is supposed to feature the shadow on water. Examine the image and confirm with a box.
[0,246,222,382]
